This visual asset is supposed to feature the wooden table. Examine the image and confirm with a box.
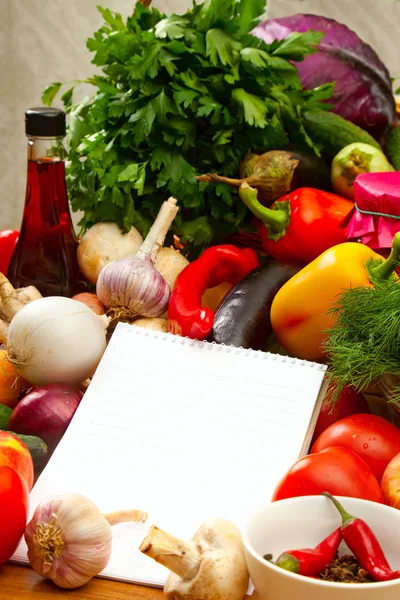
[2,563,165,600]
[3,564,258,600]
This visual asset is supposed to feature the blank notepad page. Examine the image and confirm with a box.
[13,323,326,586]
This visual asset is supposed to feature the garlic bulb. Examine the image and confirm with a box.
[97,197,179,321]
[25,493,147,589]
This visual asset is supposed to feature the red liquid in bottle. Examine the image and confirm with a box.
[8,158,88,297]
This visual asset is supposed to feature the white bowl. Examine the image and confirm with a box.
[243,496,400,600]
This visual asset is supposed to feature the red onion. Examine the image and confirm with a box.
[8,385,83,453]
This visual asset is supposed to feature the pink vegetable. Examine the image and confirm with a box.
[8,385,83,453]
[344,172,400,250]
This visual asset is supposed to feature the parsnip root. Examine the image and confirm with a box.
[0,275,42,324]
[0,274,24,321]
[16,286,43,305]
[140,519,249,600]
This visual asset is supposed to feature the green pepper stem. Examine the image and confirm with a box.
[275,552,300,573]
[369,232,400,281]
[321,492,354,526]
[239,182,290,237]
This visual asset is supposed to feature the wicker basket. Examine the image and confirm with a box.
[379,374,400,428]
[362,381,391,420]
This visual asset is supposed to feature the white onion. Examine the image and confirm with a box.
[7,297,109,386]
[77,222,143,285]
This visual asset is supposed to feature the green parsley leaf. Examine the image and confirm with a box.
[271,30,324,62]
[128,42,161,80]
[111,186,124,207]
[206,29,242,66]
[61,86,75,109]
[212,129,234,145]
[129,102,157,144]
[155,15,190,40]
[180,216,214,246]
[179,70,209,94]
[150,147,172,170]
[195,0,235,33]
[51,1,334,254]
[232,88,268,127]
[171,84,199,109]
[97,6,125,31]
[42,82,62,106]
[118,163,140,182]
[235,0,267,37]
[240,47,269,68]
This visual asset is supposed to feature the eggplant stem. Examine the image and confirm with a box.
[140,525,201,580]
[196,174,244,187]
[104,509,148,526]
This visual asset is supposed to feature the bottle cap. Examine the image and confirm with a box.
[25,107,66,137]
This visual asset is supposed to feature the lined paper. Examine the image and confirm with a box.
[13,323,326,586]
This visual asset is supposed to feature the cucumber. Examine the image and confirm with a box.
[0,405,12,429]
[6,432,48,470]
[303,110,382,157]
[386,126,400,170]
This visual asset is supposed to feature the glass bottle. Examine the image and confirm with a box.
[7,107,88,297]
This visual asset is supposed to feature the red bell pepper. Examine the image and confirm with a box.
[239,183,353,264]
[168,244,259,340]
[0,230,19,276]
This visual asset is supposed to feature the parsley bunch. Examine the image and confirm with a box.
[44,0,332,254]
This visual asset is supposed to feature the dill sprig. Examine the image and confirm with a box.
[324,278,400,405]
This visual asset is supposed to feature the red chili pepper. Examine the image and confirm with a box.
[239,183,353,264]
[168,244,259,340]
[323,492,400,582]
[275,527,342,577]
[0,230,19,276]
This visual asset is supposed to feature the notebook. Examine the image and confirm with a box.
[12,322,327,586]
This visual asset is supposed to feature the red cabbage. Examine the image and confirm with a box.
[253,14,395,140]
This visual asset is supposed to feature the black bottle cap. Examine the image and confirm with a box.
[25,107,66,137]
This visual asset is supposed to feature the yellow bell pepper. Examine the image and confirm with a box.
[270,233,400,361]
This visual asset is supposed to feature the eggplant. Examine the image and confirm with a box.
[210,262,300,350]
[283,146,333,192]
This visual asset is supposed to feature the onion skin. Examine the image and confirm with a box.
[72,293,106,315]
[7,297,108,386]
[8,385,82,453]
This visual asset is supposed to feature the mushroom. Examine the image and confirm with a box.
[139,518,250,600]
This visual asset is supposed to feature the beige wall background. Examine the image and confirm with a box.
[1,0,399,231]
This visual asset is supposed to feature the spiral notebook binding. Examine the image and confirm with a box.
[119,322,325,370]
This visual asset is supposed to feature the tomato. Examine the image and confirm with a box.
[311,413,400,483]
[0,349,29,408]
[381,452,400,509]
[0,466,29,564]
[272,446,384,503]
[0,431,34,490]
[311,386,370,444]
